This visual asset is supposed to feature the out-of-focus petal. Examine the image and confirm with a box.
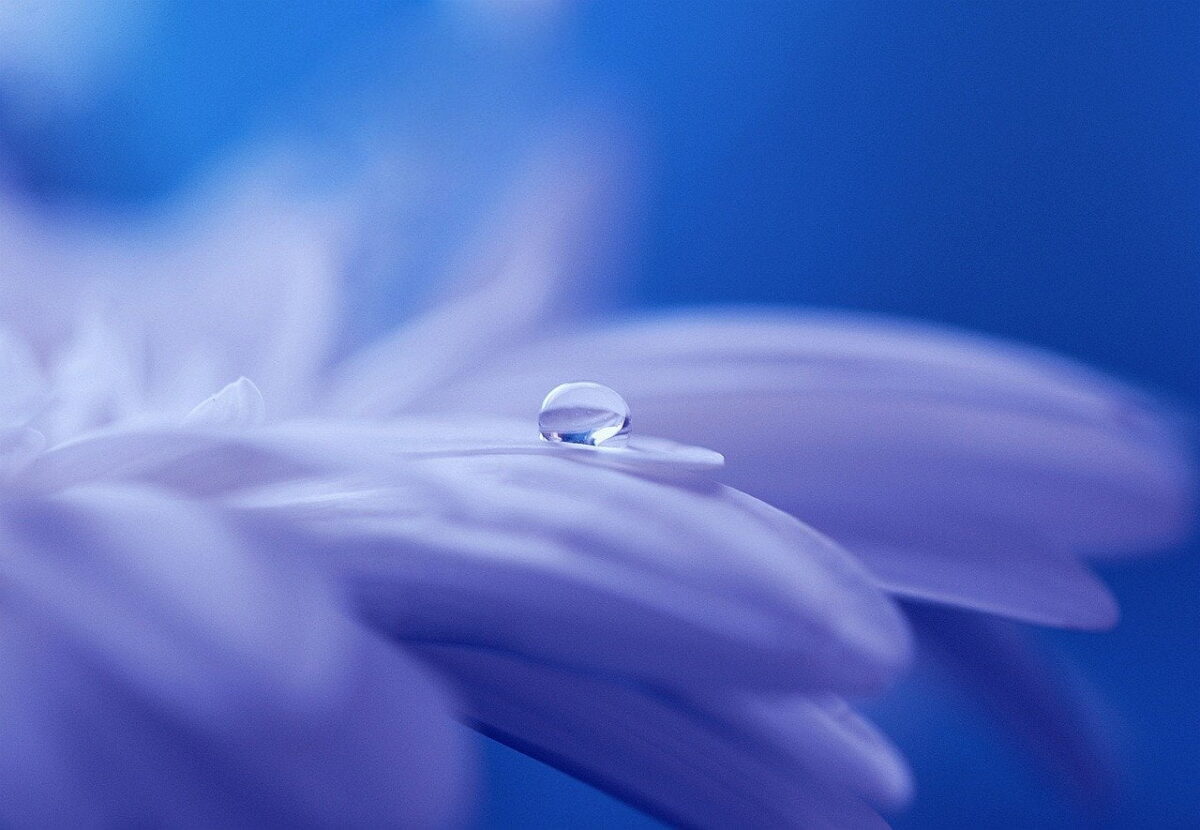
[0,427,45,480]
[852,522,1119,630]
[42,311,145,443]
[110,166,343,418]
[20,426,318,496]
[0,326,46,427]
[0,159,342,419]
[415,311,1193,624]
[229,449,911,696]
[420,643,898,830]
[906,602,1118,804]
[0,485,471,828]
[326,131,632,417]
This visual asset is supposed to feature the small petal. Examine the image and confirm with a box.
[184,377,268,428]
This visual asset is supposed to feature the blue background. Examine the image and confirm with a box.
[2,2,1195,827]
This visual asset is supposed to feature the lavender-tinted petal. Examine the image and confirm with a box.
[906,602,1118,804]
[415,311,1192,623]
[43,311,146,443]
[691,693,915,810]
[21,418,559,496]
[326,131,631,417]
[183,377,268,428]
[0,485,471,828]
[420,643,895,830]
[0,161,340,418]
[0,326,47,427]
[851,522,1119,631]
[232,451,911,695]
[21,427,319,496]
[0,427,46,480]
[422,309,1190,556]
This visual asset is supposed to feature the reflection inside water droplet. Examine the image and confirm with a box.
[538,382,631,447]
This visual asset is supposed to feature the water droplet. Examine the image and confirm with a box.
[538,382,631,447]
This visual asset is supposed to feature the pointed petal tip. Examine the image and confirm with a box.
[184,377,267,429]
[880,571,1121,632]
[851,602,917,695]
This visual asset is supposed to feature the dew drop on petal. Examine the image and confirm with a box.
[538,382,631,447]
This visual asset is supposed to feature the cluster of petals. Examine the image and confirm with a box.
[0,148,1190,828]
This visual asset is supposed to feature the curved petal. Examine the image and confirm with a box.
[852,522,1119,631]
[226,445,911,696]
[0,485,472,828]
[412,311,1194,625]
[20,426,322,496]
[19,415,713,495]
[421,642,902,830]
[906,602,1118,804]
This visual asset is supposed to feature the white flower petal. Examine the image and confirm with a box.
[0,485,471,828]
[421,643,897,830]
[23,416,712,495]
[21,427,317,496]
[21,417,909,690]
[231,450,911,696]
[0,327,47,427]
[0,427,46,480]
[855,523,1119,630]
[0,158,341,419]
[415,311,1193,626]
[183,377,268,428]
[43,311,145,443]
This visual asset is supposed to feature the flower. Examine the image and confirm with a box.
[0,140,1191,830]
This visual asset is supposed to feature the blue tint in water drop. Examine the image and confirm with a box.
[538,382,631,447]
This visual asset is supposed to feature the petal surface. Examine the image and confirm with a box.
[222,438,911,695]
[412,311,1194,625]
[0,485,471,828]
[422,643,902,830]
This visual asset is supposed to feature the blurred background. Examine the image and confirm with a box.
[0,2,1195,827]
